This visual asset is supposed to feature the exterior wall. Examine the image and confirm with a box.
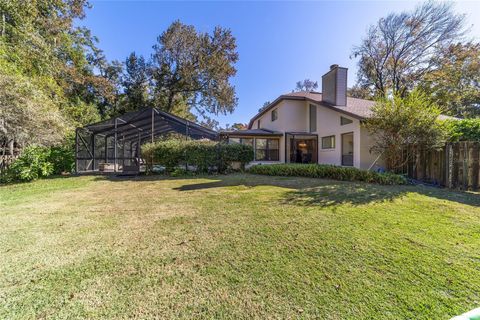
[310,102,361,168]
[249,99,382,169]
[254,100,308,133]
[250,100,309,164]
[359,126,385,170]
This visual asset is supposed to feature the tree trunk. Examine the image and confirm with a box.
[8,139,14,156]
[167,91,175,112]
[1,13,5,37]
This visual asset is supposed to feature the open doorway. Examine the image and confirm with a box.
[286,133,318,164]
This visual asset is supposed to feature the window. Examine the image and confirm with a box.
[321,135,335,149]
[240,138,253,146]
[228,138,253,146]
[340,116,353,125]
[255,138,279,161]
[257,119,261,129]
[309,104,317,132]
[271,109,278,122]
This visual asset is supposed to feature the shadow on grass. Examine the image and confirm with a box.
[281,183,404,207]
[92,173,480,208]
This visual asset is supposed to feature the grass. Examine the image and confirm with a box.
[1,173,480,319]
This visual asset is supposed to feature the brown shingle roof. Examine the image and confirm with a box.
[248,91,375,128]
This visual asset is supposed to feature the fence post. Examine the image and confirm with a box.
[463,141,468,190]
[75,128,79,174]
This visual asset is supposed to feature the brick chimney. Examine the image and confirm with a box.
[322,64,347,106]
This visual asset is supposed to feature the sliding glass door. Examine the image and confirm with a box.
[286,133,318,164]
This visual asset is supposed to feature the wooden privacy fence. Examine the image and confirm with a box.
[401,142,480,190]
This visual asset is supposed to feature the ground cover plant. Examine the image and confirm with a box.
[1,174,479,319]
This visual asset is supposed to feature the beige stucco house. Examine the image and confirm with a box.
[220,64,384,170]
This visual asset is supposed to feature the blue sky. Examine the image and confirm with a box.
[81,1,480,126]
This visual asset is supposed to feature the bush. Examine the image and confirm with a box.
[247,163,407,185]
[217,143,255,172]
[141,138,254,174]
[0,145,74,183]
[442,118,480,142]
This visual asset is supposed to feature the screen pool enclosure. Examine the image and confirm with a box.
[75,107,218,173]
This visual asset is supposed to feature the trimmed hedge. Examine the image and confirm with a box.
[247,163,407,185]
[141,139,254,174]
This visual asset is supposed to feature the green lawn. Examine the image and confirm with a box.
[1,174,480,319]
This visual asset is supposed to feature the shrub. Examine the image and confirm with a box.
[1,146,53,183]
[442,118,480,142]
[0,145,75,183]
[217,143,254,172]
[48,145,75,174]
[141,138,254,174]
[364,90,446,171]
[247,163,407,185]
[142,139,186,172]
[185,140,218,173]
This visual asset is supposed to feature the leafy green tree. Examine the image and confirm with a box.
[364,89,446,171]
[120,52,150,113]
[442,118,480,142]
[0,0,109,150]
[150,21,239,120]
[352,1,465,97]
[420,43,480,117]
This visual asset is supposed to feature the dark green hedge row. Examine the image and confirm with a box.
[141,139,254,173]
[247,163,407,185]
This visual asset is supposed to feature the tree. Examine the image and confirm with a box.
[295,79,318,92]
[0,0,131,129]
[347,85,372,99]
[419,42,480,117]
[150,21,239,120]
[352,1,465,97]
[0,0,110,149]
[120,52,150,114]
[230,123,247,130]
[364,89,446,171]
[0,73,67,152]
[258,101,271,113]
[222,123,247,131]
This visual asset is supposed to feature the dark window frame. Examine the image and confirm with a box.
[341,132,354,166]
[271,109,278,122]
[340,116,353,125]
[321,135,335,149]
[255,138,280,161]
[309,104,317,132]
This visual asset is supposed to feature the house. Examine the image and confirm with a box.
[220,64,383,170]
